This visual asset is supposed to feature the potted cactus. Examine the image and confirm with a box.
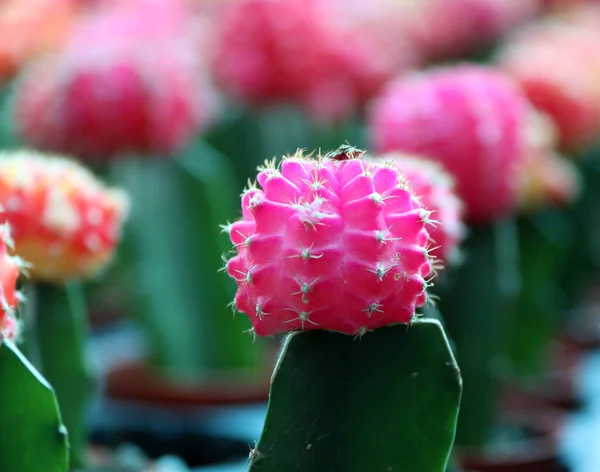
[496,8,600,389]
[368,64,567,469]
[502,111,583,409]
[0,209,70,472]
[220,146,463,471]
[10,0,270,415]
[496,9,600,314]
[0,150,129,470]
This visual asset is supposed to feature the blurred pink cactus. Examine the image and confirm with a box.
[369,65,533,223]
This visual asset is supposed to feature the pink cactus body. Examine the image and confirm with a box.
[213,0,413,122]
[378,153,465,267]
[224,148,433,337]
[496,19,600,151]
[14,2,211,160]
[369,65,530,223]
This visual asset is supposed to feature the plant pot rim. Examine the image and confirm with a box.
[456,408,566,471]
[501,368,582,412]
[105,360,271,407]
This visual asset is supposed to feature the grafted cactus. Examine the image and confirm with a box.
[249,320,461,472]
[0,150,129,470]
[223,146,463,471]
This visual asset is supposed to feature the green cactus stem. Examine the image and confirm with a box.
[509,209,572,379]
[111,140,264,380]
[25,281,93,470]
[560,151,600,309]
[435,217,520,448]
[249,319,462,472]
[0,340,69,472]
[205,106,366,188]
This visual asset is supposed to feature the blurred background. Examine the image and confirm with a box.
[4,0,600,470]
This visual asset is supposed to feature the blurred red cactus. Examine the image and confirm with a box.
[213,0,417,122]
[14,0,216,160]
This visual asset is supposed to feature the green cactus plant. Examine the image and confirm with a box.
[248,319,462,472]
[435,218,520,448]
[509,209,572,379]
[23,281,93,470]
[0,340,69,472]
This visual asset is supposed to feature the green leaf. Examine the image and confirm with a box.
[249,319,462,472]
[0,341,69,472]
[27,282,93,470]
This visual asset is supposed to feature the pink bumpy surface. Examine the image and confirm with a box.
[225,150,433,337]
[369,65,529,223]
[381,154,465,267]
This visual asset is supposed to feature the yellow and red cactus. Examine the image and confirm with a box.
[0,151,129,283]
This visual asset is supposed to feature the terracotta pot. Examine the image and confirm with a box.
[500,336,584,413]
[456,409,568,472]
[561,291,600,352]
[105,360,271,406]
[501,369,582,413]
[99,361,271,466]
